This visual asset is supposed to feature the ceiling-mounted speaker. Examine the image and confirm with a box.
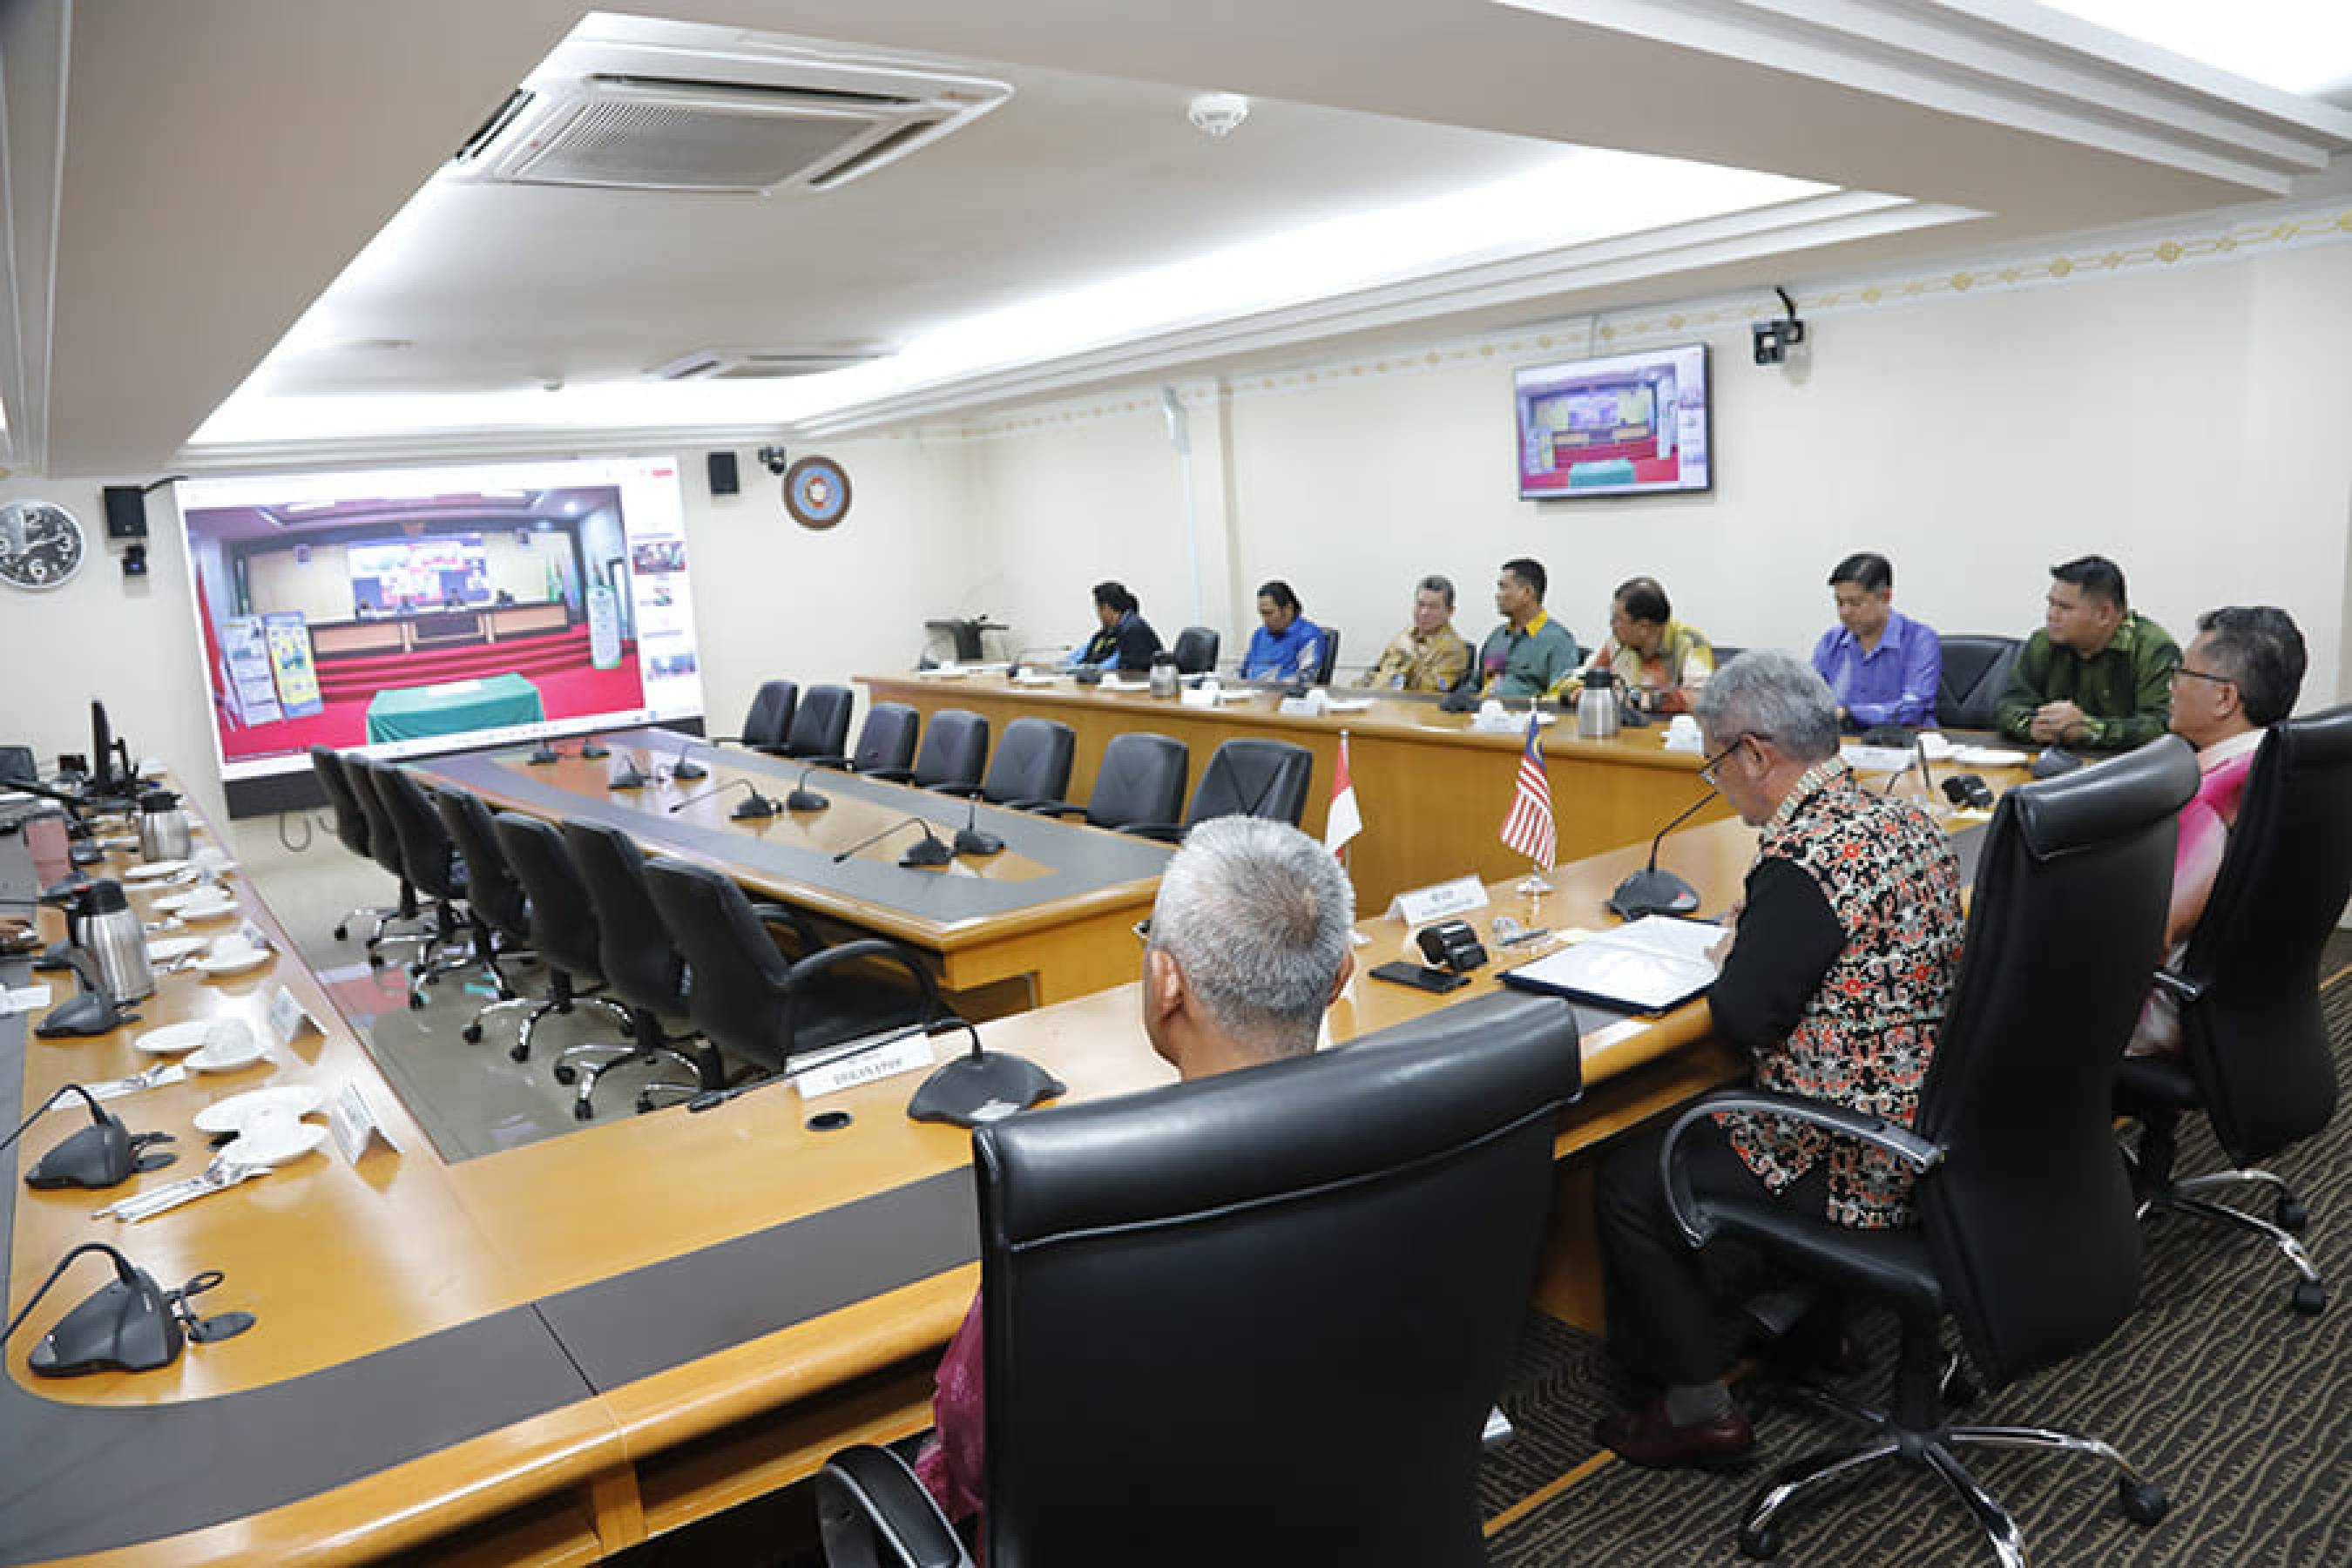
[102,486,148,540]
[707,451,740,497]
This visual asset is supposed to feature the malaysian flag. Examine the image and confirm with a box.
[1499,713,1556,867]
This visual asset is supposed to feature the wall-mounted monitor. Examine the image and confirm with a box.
[1515,342,1711,499]
[175,455,706,815]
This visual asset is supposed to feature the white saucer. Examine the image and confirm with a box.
[146,935,207,963]
[151,889,218,914]
[194,1084,329,1135]
[186,1030,270,1071]
[221,1117,327,1166]
[123,859,193,881]
[136,1019,215,1055]
[175,898,240,923]
[193,943,272,978]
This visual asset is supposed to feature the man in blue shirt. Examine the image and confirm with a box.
[1240,580,1328,683]
[1808,553,1941,730]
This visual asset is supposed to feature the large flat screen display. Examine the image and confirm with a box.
[175,455,706,804]
[1515,342,1711,498]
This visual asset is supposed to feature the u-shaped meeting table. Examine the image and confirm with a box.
[0,738,2011,1565]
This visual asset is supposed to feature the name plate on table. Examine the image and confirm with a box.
[1385,875,1490,926]
[797,1031,940,1100]
[328,1082,400,1163]
[267,984,319,1047]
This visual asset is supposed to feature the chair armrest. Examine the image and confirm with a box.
[2151,965,2205,1004]
[815,1445,971,1568]
[785,936,943,1021]
[749,901,825,956]
[1121,821,1186,843]
[1659,1088,1944,1248]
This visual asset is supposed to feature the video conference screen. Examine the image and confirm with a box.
[174,455,706,802]
[1515,342,1712,498]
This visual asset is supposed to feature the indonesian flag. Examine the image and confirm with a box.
[1500,712,1557,868]
[1324,731,1362,856]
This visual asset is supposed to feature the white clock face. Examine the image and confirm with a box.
[0,500,87,591]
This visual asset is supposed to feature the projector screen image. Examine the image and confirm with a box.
[1515,342,1711,498]
[175,455,706,796]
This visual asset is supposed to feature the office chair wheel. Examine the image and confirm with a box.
[2276,1195,2308,1233]
[2290,1278,2327,1315]
[333,923,348,942]
[2119,1478,2168,1526]
[1738,1524,1782,1559]
[407,991,424,1010]
[462,1023,483,1044]
[573,1100,594,1121]
[509,1041,531,1063]
[553,1064,577,1085]
[369,952,385,969]
[635,1092,656,1114]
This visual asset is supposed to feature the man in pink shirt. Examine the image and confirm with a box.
[2128,605,2307,1057]
[914,816,1358,1538]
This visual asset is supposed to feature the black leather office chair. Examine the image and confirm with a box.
[1126,739,1313,842]
[950,717,1073,806]
[1023,732,1187,831]
[2117,704,2352,1315]
[560,819,720,1118]
[434,789,545,1045]
[362,762,486,1009]
[340,756,431,961]
[1312,626,1342,686]
[733,680,799,753]
[308,746,409,949]
[644,858,950,1081]
[783,685,856,760]
[1661,736,2197,1564]
[0,743,35,784]
[872,710,988,793]
[810,702,922,775]
[814,990,1585,1568]
[490,812,638,1068]
[1937,635,2020,732]
[1171,625,1220,675]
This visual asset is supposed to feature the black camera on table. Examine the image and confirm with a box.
[1416,919,1488,974]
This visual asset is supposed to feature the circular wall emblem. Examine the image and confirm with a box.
[783,456,851,531]
[0,499,88,591]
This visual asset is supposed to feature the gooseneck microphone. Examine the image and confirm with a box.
[786,766,831,814]
[907,1014,1066,1128]
[833,816,955,868]
[0,1083,174,1190]
[1607,787,1720,921]
[668,777,780,821]
[669,737,709,782]
[954,794,1004,857]
[606,748,650,790]
[525,733,563,766]
[577,733,610,760]
[3,1240,254,1377]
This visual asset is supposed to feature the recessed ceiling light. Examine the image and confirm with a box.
[2034,2,2352,96]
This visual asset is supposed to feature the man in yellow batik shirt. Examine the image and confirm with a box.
[1359,575,1472,693]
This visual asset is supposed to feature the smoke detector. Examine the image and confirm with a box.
[1187,92,1250,138]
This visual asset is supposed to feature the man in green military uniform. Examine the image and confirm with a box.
[1997,555,2178,750]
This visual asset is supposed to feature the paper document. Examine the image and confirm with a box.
[1500,915,1720,1013]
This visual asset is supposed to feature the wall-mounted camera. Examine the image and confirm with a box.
[758,445,790,476]
[1752,286,1807,366]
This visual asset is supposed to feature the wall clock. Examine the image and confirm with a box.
[783,455,851,531]
[0,499,88,591]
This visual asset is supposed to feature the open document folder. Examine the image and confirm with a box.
[1498,915,1722,1015]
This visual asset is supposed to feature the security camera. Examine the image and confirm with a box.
[758,445,790,476]
[1187,92,1250,139]
[1754,287,1807,366]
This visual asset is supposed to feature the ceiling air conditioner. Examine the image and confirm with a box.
[651,348,892,382]
[457,54,1011,196]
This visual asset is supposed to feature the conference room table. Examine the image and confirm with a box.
[861,670,1734,913]
[0,757,2012,1566]
[412,730,1175,1011]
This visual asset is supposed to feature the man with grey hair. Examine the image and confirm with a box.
[915,815,1355,1530]
[1359,574,1471,693]
[1593,649,1964,1470]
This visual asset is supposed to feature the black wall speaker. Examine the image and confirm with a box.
[103,485,148,540]
[707,451,740,497]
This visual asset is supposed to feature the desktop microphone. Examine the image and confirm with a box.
[786,766,832,814]
[0,1083,174,1190]
[668,777,781,821]
[832,816,956,868]
[1607,787,1720,921]
[953,794,1004,857]
[525,733,563,766]
[1910,733,1936,801]
[577,733,610,760]
[668,737,709,782]
[606,748,650,790]
[907,1015,1065,1129]
[3,1241,254,1378]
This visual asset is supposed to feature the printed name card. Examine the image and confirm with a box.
[796,1031,939,1101]
[328,1082,400,1163]
[266,985,318,1047]
[1385,875,1490,926]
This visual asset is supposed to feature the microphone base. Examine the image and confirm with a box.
[671,760,708,781]
[954,828,1004,857]
[28,1269,183,1377]
[1606,868,1703,922]
[731,794,781,821]
[37,991,129,1039]
[785,790,830,813]
[907,1051,1066,1128]
[607,767,649,791]
[26,1119,136,1190]
[525,745,561,767]
[898,837,955,868]
[577,738,609,760]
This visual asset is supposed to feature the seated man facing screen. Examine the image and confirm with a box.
[1358,574,1471,693]
[1808,551,1941,730]
[1065,579,1163,672]
[1568,576,1714,713]
[915,815,1356,1531]
[1996,554,2178,750]
[1592,649,1965,1468]
[1240,579,1328,683]
[2127,605,2306,1057]
[1477,556,1581,699]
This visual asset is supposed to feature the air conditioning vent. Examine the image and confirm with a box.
[466,52,1011,195]
[651,348,892,381]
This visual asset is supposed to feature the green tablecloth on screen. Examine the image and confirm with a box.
[365,673,546,744]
